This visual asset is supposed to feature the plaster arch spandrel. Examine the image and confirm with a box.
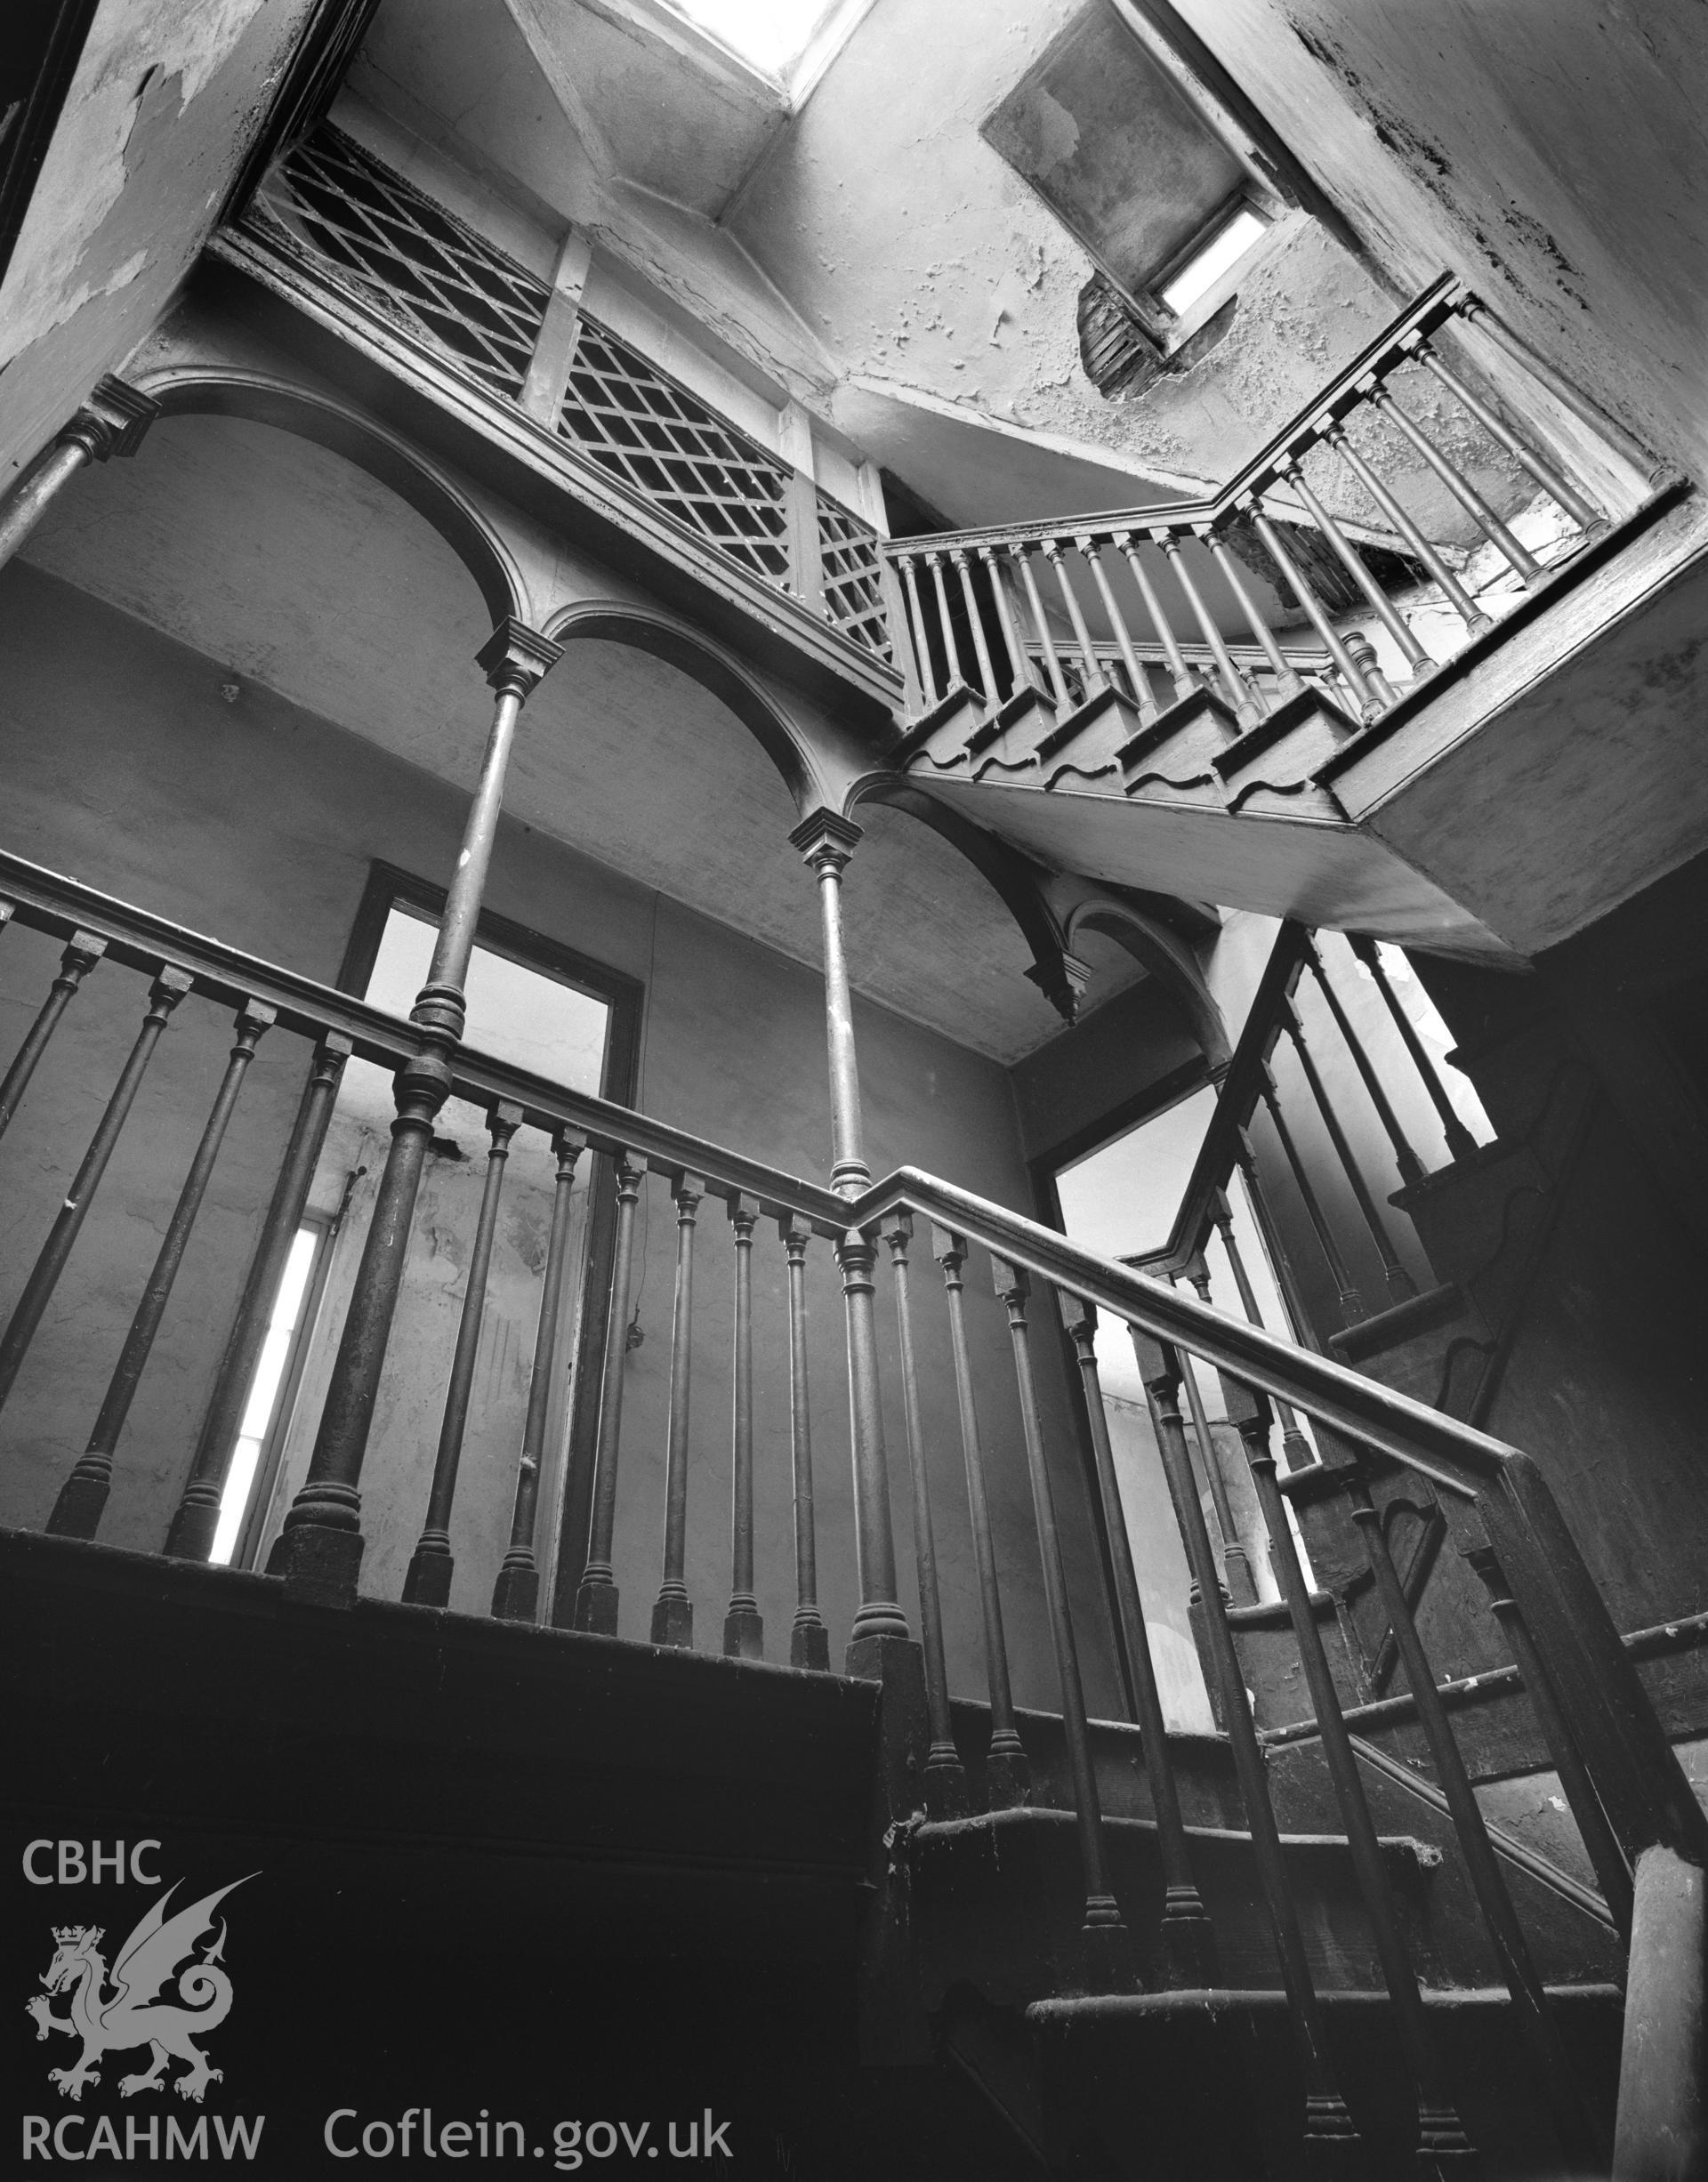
[1052,878,1230,1067]
[130,365,533,631]
[538,596,875,820]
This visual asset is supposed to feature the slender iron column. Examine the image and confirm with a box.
[1346,936,1478,1163]
[494,1126,585,1622]
[883,1213,967,1816]
[1227,1378,1477,2175]
[723,1193,764,1659]
[49,998,275,1539]
[1133,1333,1362,2165]
[404,1102,521,1606]
[935,1227,1028,1805]
[790,809,870,1199]
[0,378,158,573]
[1303,935,1427,1188]
[0,930,106,1140]
[270,620,562,1606]
[780,1213,830,1670]
[165,1035,350,1559]
[1280,999,1418,1306]
[994,1257,1133,1993]
[574,1147,645,1634]
[1346,1472,1607,2173]
[0,964,194,1415]
[651,1171,705,1647]
[1062,1294,1215,1984]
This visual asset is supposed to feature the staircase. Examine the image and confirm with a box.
[880,279,1708,968]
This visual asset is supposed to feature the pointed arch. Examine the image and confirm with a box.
[132,366,528,630]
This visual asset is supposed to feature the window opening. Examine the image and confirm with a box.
[1160,203,1270,317]
[210,1223,325,1566]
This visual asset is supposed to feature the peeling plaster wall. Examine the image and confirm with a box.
[0,560,1126,1717]
[0,0,318,487]
[1165,0,1708,482]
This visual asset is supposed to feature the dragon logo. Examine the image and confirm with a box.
[25,1877,252,2105]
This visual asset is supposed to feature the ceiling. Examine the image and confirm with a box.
[19,413,1144,1062]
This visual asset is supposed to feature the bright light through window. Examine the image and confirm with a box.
[210,1225,321,1566]
[668,0,838,77]
[1161,205,1269,316]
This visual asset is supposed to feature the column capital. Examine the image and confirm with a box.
[57,376,159,464]
[476,617,563,698]
[788,807,863,875]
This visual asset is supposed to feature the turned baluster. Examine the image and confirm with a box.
[1225,1377,1478,2172]
[780,1214,830,1670]
[270,621,561,1606]
[1204,529,1305,702]
[1463,1540,1633,1941]
[897,554,939,705]
[926,552,964,687]
[1413,334,1596,534]
[1165,1266,1253,1605]
[1211,1190,1315,1473]
[1284,447,1438,677]
[1345,1469,1607,2172]
[1081,537,1158,724]
[1133,1333,1362,2157]
[166,1033,352,1560]
[1317,410,1496,635]
[651,1170,705,1647]
[1347,935,1478,1163]
[1259,1074,1367,1326]
[978,544,1030,702]
[1362,374,1544,584]
[1342,629,1398,713]
[1043,538,1109,698]
[949,549,998,702]
[1244,498,1382,720]
[48,996,275,1539]
[723,1194,764,1659]
[935,1227,1028,1805]
[1115,531,1200,705]
[0,964,194,1415]
[883,1213,967,1816]
[1010,543,1071,706]
[1155,529,1261,727]
[493,1127,586,1622]
[574,1147,645,1634]
[993,1257,1132,1992]
[404,1102,521,1605]
[0,930,106,1140]
[1062,1294,1214,1983]
[1302,935,1426,1188]
[1279,1000,1417,1307]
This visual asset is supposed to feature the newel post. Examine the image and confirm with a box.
[269,618,561,1606]
[0,377,158,573]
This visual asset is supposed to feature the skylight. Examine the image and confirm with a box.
[1161,205,1269,316]
[667,0,854,86]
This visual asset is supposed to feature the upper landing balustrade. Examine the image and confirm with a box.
[220,125,895,687]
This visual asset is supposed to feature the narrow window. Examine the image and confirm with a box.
[1160,203,1270,317]
[210,1223,325,1566]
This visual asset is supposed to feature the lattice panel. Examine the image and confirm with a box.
[558,318,793,587]
[248,126,550,400]
[818,495,892,660]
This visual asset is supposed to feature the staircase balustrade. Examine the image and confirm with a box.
[0,849,1701,2175]
[884,276,1621,777]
